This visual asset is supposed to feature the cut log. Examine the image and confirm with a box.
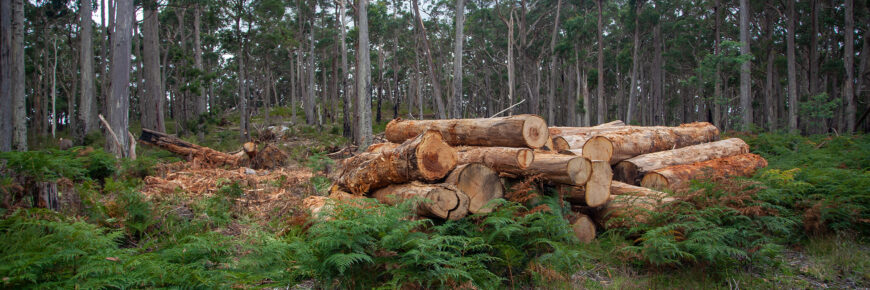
[372,182,470,220]
[499,153,592,185]
[366,142,400,153]
[333,130,457,195]
[551,136,570,152]
[445,163,504,214]
[641,153,768,191]
[385,114,549,148]
[558,160,611,207]
[139,128,248,167]
[582,122,720,164]
[243,142,258,158]
[614,138,749,185]
[456,146,534,171]
[598,182,675,226]
[548,120,626,137]
[571,214,596,243]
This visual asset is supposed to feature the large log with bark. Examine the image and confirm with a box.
[139,128,255,168]
[372,182,470,220]
[445,163,504,214]
[641,153,768,191]
[333,130,457,195]
[582,122,720,164]
[455,146,534,172]
[613,138,750,185]
[558,160,612,207]
[385,114,549,148]
[499,153,592,185]
[598,181,674,226]
[549,121,627,150]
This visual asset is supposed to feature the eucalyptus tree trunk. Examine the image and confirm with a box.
[193,3,206,116]
[713,0,722,129]
[844,0,855,133]
[356,0,373,149]
[78,0,98,140]
[0,0,10,151]
[739,0,752,129]
[652,23,664,125]
[107,0,133,158]
[412,0,446,119]
[236,7,249,142]
[626,1,640,125]
[596,0,604,124]
[547,0,562,125]
[12,0,26,151]
[338,0,352,139]
[787,0,798,131]
[809,0,818,96]
[52,37,57,138]
[507,13,515,115]
[305,2,317,126]
[141,0,165,132]
[451,0,466,119]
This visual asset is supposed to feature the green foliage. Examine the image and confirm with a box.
[0,148,116,182]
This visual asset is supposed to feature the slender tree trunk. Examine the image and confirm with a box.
[627,2,641,125]
[507,13,515,114]
[78,0,98,141]
[412,0,446,119]
[739,0,752,129]
[451,0,466,119]
[844,0,855,133]
[11,0,26,151]
[713,0,722,129]
[596,0,605,124]
[52,37,57,138]
[305,3,317,126]
[787,0,798,131]
[141,0,165,132]
[237,10,249,141]
[0,0,11,151]
[107,0,133,157]
[356,0,373,149]
[547,0,562,125]
[809,0,818,96]
[193,3,206,116]
[101,0,115,123]
[338,0,352,139]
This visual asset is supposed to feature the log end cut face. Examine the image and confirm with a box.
[552,136,570,152]
[584,160,612,207]
[641,172,669,191]
[582,136,614,163]
[521,115,550,149]
[450,163,504,214]
[572,214,596,243]
[415,131,458,180]
[567,157,593,185]
[426,187,460,219]
[517,148,535,168]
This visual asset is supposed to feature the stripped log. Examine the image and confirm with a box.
[548,120,626,137]
[614,138,750,185]
[372,182,470,220]
[385,114,549,148]
[139,128,249,167]
[641,153,768,191]
[499,153,592,185]
[571,214,596,243]
[333,130,457,195]
[582,122,720,164]
[445,164,504,214]
[558,160,612,207]
[598,181,675,226]
[455,146,534,171]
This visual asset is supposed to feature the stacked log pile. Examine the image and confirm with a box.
[324,115,767,243]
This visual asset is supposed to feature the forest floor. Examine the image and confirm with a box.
[1,109,868,288]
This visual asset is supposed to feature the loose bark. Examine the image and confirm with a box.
[500,153,591,186]
[582,122,720,164]
[641,153,768,191]
[139,128,249,168]
[334,130,457,195]
[385,115,549,148]
[455,146,534,172]
[571,213,596,243]
[445,163,503,214]
[372,182,470,220]
[614,138,750,185]
[559,160,611,207]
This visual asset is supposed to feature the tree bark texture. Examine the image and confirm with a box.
[451,0,466,119]
[641,153,768,191]
[613,138,749,185]
[12,0,26,151]
[142,0,165,133]
[78,0,98,139]
[107,0,133,157]
[356,0,373,149]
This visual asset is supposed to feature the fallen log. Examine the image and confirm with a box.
[139,128,254,168]
[548,121,628,150]
[372,182,470,220]
[455,146,534,171]
[613,138,750,185]
[582,122,720,164]
[445,164,504,214]
[641,153,768,191]
[333,130,457,195]
[385,114,549,149]
[499,153,592,185]
[598,181,675,226]
[571,214,596,243]
[558,160,612,207]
